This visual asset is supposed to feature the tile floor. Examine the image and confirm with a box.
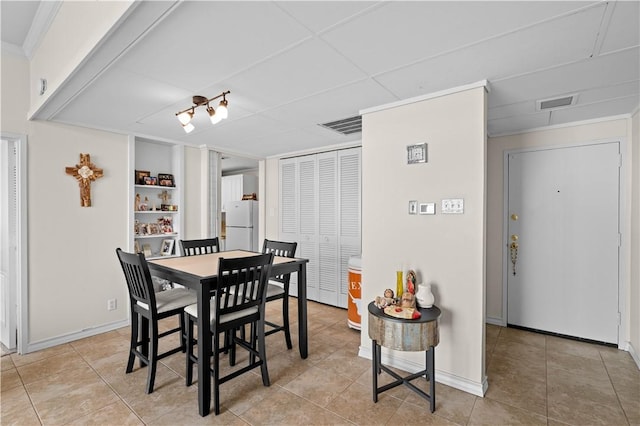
[1,300,638,425]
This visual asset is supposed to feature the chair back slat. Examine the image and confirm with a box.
[180,238,220,256]
[216,253,273,319]
[262,239,297,284]
[116,248,157,314]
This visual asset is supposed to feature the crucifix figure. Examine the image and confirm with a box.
[158,190,171,205]
[65,153,104,207]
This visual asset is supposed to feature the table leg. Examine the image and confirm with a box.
[297,263,308,359]
[197,281,211,417]
[372,339,378,402]
[428,347,435,413]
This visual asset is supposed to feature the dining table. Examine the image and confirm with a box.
[147,249,309,416]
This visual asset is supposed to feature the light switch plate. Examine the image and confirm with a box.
[442,198,464,214]
[419,202,435,215]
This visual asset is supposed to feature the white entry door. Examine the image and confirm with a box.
[507,142,620,344]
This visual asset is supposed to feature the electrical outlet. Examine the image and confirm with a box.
[442,198,464,214]
[107,299,117,311]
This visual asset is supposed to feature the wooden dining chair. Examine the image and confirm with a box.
[180,237,220,256]
[184,252,274,415]
[115,248,197,394]
[262,239,298,349]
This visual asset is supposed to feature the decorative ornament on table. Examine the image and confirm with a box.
[400,292,416,309]
[415,282,435,308]
[406,270,417,294]
[375,289,395,308]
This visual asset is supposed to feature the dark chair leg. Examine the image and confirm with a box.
[282,294,292,349]
[257,319,270,386]
[126,313,138,374]
[213,330,221,415]
[179,312,187,353]
[185,312,194,386]
[146,321,159,394]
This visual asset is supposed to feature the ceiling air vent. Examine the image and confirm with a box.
[319,115,362,135]
[536,94,578,111]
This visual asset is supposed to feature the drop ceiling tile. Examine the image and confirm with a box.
[599,1,640,54]
[488,111,551,136]
[488,47,640,108]
[376,4,604,100]
[114,1,312,92]
[54,67,192,129]
[223,37,367,109]
[321,1,597,75]
[261,78,397,127]
[275,1,380,33]
[550,95,640,125]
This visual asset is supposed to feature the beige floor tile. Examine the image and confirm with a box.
[25,364,120,425]
[547,393,628,425]
[260,348,311,387]
[239,386,352,425]
[547,365,618,406]
[355,363,413,401]
[493,339,546,367]
[326,381,403,425]
[71,332,131,364]
[546,335,603,361]
[283,364,353,408]
[68,400,143,425]
[1,354,15,371]
[618,392,640,425]
[150,405,248,425]
[1,367,23,392]
[485,369,547,416]
[391,400,461,425]
[498,327,546,348]
[0,384,41,425]
[468,398,547,425]
[404,381,477,424]
[16,350,87,385]
[314,346,371,380]
[10,343,75,368]
[546,348,609,380]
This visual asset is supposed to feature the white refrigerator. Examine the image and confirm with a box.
[225,200,259,251]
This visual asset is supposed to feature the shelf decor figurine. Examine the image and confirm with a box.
[415,283,435,308]
[65,153,104,207]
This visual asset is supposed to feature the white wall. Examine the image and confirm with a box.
[3,50,131,350]
[183,146,204,239]
[486,118,635,349]
[631,110,640,364]
[360,85,488,394]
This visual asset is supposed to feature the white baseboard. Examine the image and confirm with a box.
[358,345,487,397]
[25,319,129,354]
[628,341,640,369]
[485,316,505,326]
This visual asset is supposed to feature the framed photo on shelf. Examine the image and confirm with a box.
[135,170,150,185]
[161,239,175,256]
[142,244,152,257]
[158,173,175,187]
[143,176,158,186]
[148,223,160,235]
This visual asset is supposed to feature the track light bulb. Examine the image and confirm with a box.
[207,106,221,124]
[177,110,193,125]
[182,122,195,133]
[217,99,228,119]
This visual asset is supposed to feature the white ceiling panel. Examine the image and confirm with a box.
[488,47,640,108]
[488,100,537,121]
[488,111,552,136]
[549,95,640,125]
[54,67,193,128]
[261,78,397,127]
[222,37,367,109]
[599,1,640,54]
[114,1,312,92]
[376,4,604,99]
[275,1,380,33]
[321,1,599,75]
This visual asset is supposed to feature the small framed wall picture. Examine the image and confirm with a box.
[409,200,418,215]
[407,143,428,164]
[161,239,175,256]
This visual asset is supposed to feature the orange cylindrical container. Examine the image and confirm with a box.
[347,256,362,330]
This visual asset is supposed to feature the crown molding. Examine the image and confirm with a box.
[22,1,62,59]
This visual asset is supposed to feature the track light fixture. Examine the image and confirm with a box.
[175,90,230,133]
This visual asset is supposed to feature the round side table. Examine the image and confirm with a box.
[368,301,441,412]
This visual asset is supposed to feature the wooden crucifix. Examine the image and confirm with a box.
[65,153,104,207]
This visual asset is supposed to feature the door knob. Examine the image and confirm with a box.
[511,234,518,241]
[511,214,518,221]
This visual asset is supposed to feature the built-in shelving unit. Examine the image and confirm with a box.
[129,137,184,259]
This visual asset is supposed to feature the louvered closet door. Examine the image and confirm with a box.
[279,158,299,296]
[338,148,362,308]
[298,156,319,301]
[317,152,338,305]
